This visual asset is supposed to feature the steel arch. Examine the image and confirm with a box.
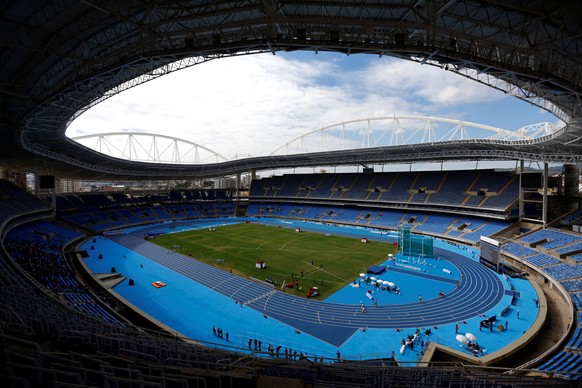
[71,132,228,164]
[269,116,559,156]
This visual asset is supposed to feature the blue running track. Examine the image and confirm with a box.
[112,225,505,347]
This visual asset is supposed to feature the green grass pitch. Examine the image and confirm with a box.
[150,223,398,298]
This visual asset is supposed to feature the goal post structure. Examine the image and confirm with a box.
[398,224,434,258]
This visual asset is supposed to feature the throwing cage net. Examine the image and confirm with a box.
[398,224,434,258]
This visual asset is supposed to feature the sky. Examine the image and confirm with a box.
[67,51,561,166]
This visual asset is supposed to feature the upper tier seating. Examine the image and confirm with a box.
[0,179,51,221]
[52,189,236,232]
[250,170,519,213]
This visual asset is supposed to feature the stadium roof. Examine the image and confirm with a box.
[1,0,582,180]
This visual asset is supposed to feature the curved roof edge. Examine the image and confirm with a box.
[1,1,581,179]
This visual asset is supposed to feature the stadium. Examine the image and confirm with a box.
[1,1,582,387]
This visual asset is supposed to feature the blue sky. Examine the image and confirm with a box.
[67,51,560,162]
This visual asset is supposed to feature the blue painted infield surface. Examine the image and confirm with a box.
[81,218,540,363]
[324,254,459,306]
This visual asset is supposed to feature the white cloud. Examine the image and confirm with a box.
[359,59,503,106]
[67,52,553,160]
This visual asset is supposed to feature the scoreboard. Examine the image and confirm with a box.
[479,236,500,271]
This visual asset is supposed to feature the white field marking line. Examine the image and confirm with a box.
[210,279,244,295]
[263,290,277,311]
[230,227,376,253]
[243,290,276,306]
[279,234,311,250]
[303,261,351,283]
[255,233,298,249]
[226,280,255,295]
[302,266,321,276]
[235,247,361,253]
[270,272,345,284]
